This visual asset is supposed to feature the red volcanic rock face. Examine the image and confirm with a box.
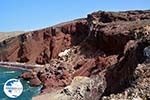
[0,19,88,64]
[1,10,150,99]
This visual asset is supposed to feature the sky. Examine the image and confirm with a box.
[0,0,150,32]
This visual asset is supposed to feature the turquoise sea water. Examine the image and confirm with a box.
[0,67,42,100]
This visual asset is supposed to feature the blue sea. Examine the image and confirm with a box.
[0,67,42,100]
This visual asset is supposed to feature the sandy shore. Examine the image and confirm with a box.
[0,61,44,71]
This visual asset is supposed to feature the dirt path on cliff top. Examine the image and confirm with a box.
[0,31,24,42]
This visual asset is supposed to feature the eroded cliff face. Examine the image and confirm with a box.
[0,19,88,64]
[1,10,150,100]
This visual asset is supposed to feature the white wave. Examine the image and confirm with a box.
[0,83,5,85]
[23,88,30,92]
[1,98,7,100]
[3,71,16,74]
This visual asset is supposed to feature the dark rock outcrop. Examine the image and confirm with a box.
[29,77,42,87]
[20,72,34,80]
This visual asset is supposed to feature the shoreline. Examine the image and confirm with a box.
[0,61,44,71]
[0,65,43,100]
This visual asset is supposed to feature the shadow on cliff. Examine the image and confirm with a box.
[102,40,148,96]
[71,21,150,96]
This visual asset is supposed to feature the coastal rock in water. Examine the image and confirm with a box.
[29,77,42,87]
[20,71,42,86]
[20,72,34,80]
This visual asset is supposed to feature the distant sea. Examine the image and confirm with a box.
[0,67,42,100]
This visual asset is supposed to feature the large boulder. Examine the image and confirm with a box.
[20,72,34,80]
[29,77,42,87]
[33,76,106,100]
